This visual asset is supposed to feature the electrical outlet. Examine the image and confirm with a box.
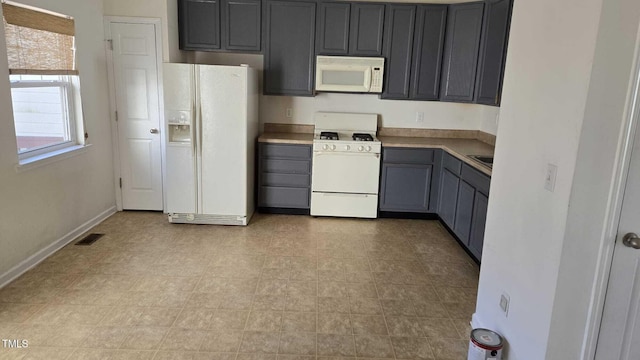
[500,293,510,316]
[416,112,424,123]
[285,108,293,118]
[545,164,558,192]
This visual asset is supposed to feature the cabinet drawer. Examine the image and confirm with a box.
[383,147,435,164]
[443,152,462,175]
[259,186,310,208]
[461,163,490,195]
[261,144,312,159]
[261,172,310,187]
[262,159,311,174]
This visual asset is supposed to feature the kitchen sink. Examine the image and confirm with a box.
[469,155,494,169]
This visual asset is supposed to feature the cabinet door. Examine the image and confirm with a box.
[469,191,488,260]
[439,168,459,228]
[317,2,350,55]
[179,0,221,50]
[349,3,385,56]
[223,0,261,52]
[380,163,432,213]
[439,2,484,102]
[264,0,316,96]
[454,180,475,243]
[381,4,416,99]
[475,0,512,105]
[410,5,447,100]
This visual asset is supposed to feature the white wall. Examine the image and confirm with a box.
[474,0,640,358]
[0,0,115,277]
[546,0,640,357]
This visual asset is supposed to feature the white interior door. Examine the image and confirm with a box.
[596,110,640,358]
[109,22,163,210]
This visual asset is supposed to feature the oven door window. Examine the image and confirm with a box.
[312,152,380,194]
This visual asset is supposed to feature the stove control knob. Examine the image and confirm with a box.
[330,144,336,150]
[345,145,351,151]
[358,146,364,152]
[366,146,372,152]
[322,144,329,150]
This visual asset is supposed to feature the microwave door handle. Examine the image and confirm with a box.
[364,68,372,91]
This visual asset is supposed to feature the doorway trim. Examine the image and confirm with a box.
[103,16,165,211]
[585,22,640,359]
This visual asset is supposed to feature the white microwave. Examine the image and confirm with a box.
[315,56,385,93]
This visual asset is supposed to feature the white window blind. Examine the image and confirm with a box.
[2,2,77,75]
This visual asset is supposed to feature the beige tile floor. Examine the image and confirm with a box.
[0,211,479,360]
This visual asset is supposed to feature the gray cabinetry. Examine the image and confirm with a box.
[349,3,385,56]
[178,0,261,52]
[316,2,384,56]
[224,0,262,51]
[439,2,484,102]
[469,191,488,259]
[454,179,475,242]
[380,148,442,213]
[438,153,461,228]
[382,4,447,100]
[258,143,312,210]
[381,4,416,99]
[317,2,350,55]
[410,5,447,100]
[264,0,317,96]
[475,0,512,105]
[179,0,221,50]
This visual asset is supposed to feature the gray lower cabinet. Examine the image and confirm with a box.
[380,147,441,213]
[178,0,261,52]
[258,143,312,210]
[475,0,512,106]
[264,0,317,96]
[438,153,490,261]
[439,1,484,102]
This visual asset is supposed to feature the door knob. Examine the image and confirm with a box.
[150,128,159,134]
[622,233,640,249]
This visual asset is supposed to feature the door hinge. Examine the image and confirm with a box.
[107,39,113,50]
[119,178,122,188]
[115,111,118,121]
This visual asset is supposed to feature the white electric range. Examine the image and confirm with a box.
[310,112,381,218]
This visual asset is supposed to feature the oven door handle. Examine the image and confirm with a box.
[313,152,380,158]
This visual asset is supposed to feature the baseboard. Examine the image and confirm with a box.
[471,312,486,329]
[0,206,117,289]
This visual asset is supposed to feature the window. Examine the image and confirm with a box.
[2,1,84,160]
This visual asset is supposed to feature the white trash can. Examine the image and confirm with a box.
[468,328,503,360]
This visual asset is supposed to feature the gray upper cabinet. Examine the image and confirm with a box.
[264,0,317,96]
[178,0,261,52]
[224,0,262,51]
[381,4,416,99]
[475,0,512,106]
[410,5,447,100]
[439,2,484,102]
[349,3,385,56]
[179,0,221,50]
[317,2,350,55]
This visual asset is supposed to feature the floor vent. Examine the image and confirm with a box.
[75,233,104,246]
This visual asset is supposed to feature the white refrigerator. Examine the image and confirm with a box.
[163,63,258,225]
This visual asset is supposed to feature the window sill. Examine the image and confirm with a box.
[15,144,92,173]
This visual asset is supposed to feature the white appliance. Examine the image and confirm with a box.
[163,63,259,225]
[311,112,381,218]
[315,56,385,93]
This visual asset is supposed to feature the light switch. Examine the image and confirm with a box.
[416,112,424,123]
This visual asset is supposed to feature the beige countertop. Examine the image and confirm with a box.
[258,132,494,176]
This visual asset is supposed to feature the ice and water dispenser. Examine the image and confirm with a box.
[166,110,192,143]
